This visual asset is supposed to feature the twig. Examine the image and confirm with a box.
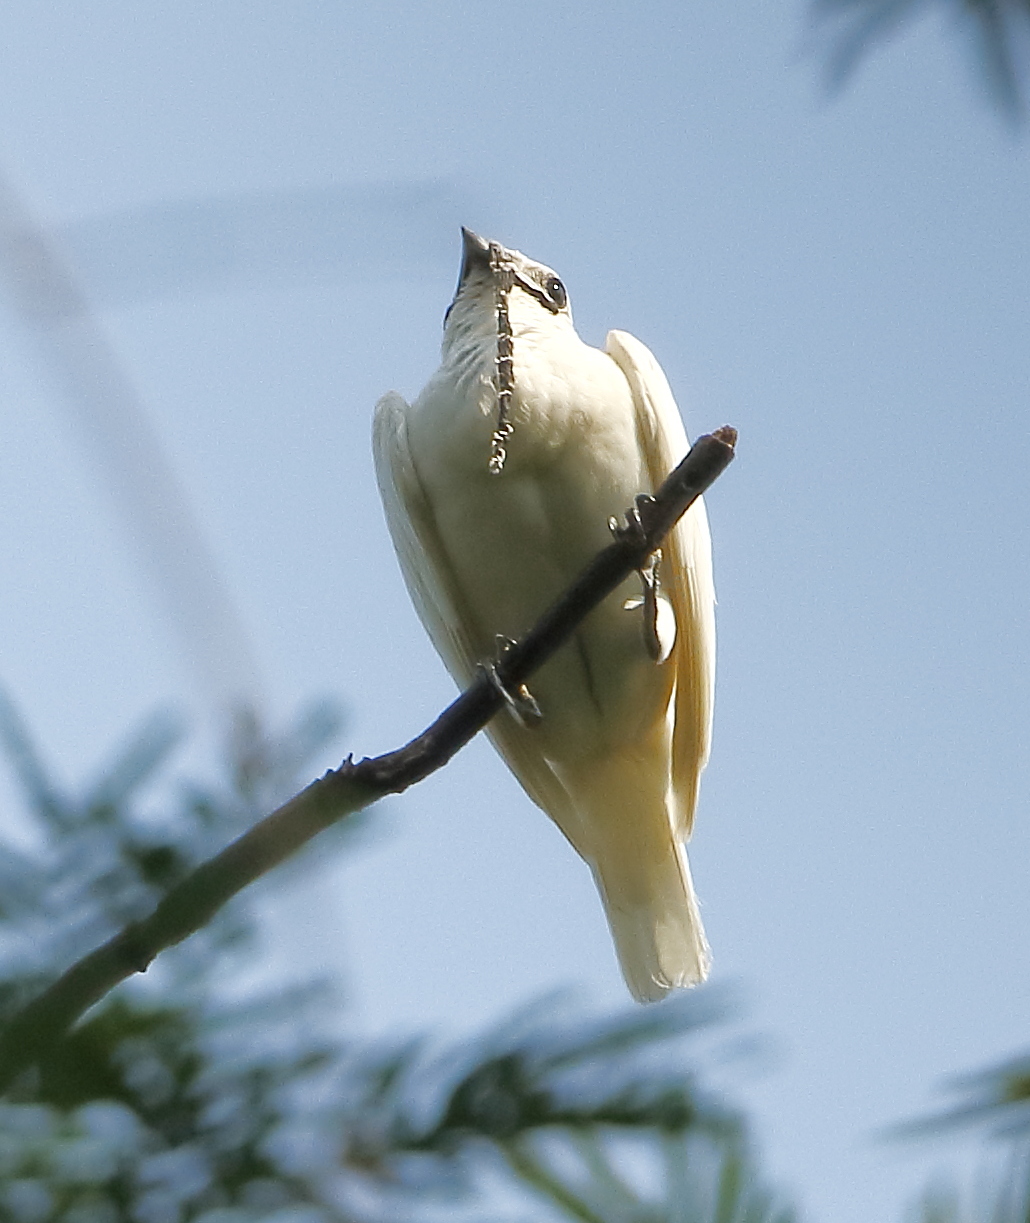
[0,426,736,1093]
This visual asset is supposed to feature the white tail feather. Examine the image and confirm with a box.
[554,737,711,1004]
[593,838,710,1003]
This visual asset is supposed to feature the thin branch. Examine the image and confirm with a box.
[0,426,736,1094]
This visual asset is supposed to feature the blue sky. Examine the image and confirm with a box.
[0,3,1027,1220]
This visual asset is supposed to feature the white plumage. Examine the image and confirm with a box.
[373,230,716,1001]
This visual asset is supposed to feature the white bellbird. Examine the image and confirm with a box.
[374,230,716,1001]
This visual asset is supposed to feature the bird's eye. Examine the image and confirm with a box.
[545,276,567,309]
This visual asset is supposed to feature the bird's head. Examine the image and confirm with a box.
[443,228,573,355]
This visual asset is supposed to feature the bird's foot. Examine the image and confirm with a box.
[482,636,542,728]
[637,549,664,662]
[623,549,674,663]
[608,493,656,546]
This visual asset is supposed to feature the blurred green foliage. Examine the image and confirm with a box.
[906,1148,1030,1223]
[893,1012,1030,1220]
[811,0,1030,116]
[0,690,793,1222]
[2,686,1030,1221]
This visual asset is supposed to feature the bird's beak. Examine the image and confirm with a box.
[459,226,492,283]
[444,227,494,327]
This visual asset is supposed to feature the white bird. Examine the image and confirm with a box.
[373,229,716,1001]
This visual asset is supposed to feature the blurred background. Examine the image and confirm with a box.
[0,1,1028,1220]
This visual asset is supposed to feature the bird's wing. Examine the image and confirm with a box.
[605,331,716,838]
[373,392,476,686]
[373,391,584,841]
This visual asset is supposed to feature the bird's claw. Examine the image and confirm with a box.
[609,494,656,546]
[482,636,542,728]
[639,549,664,662]
[608,498,665,662]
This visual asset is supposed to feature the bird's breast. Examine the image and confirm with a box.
[409,332,667,759]
[419,333,639,474]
